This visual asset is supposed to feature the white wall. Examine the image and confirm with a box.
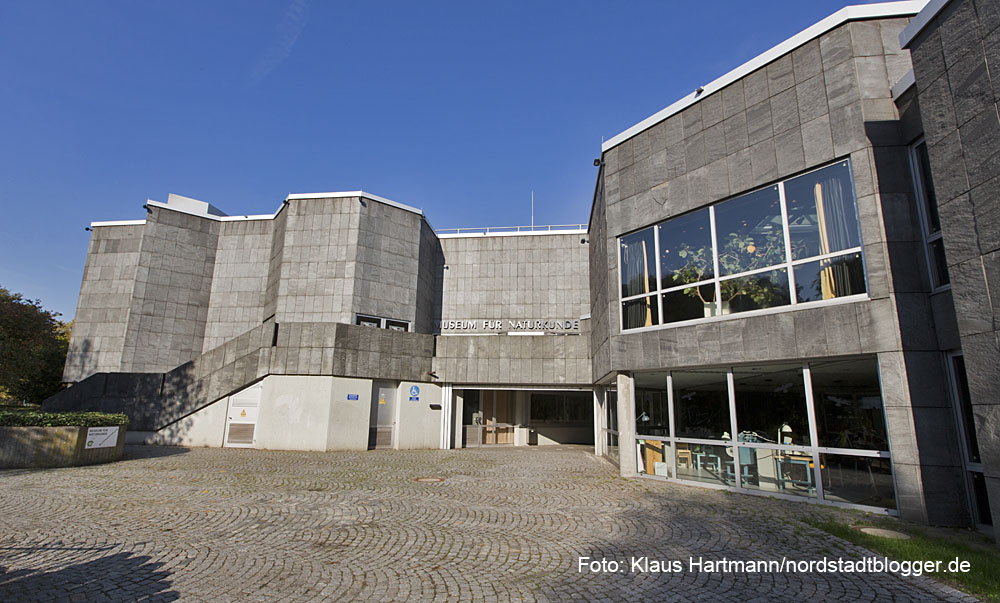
[327,376,373,451]
[126,395,228,447]
[256,376,333,451]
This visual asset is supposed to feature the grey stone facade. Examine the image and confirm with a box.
[903,0,1000,527]
[591,12,969,525]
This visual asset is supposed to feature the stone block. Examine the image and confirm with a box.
[743,68,769,107]
[766,54,795,95]
[701,92,724,128]
[938,0,983,67]
[824,58,860,110]
[949,258,994,335]
[856,56,890,99]
[684,131,706,172]
[928,130,970,204]
[830,102,867,156]
[958,109,1000,188]
[746,99,773,145]
[748,139,777,185]
[819,24,853,70]
[801,115,834,166]
[795,74,829,123]
[724,112,749,154]
[792,39,823,82]
[722,81,746,118]
[770,88,800,135]
[682,103,703,137]
[971,176,1000,253]
[773,127,805,176]
[727,148,753,196]
[856,298,899,352]
[704,122,727,165]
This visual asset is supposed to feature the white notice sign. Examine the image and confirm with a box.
[85,426,120,449]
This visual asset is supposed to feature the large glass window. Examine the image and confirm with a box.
[630,358,896,511]
[619,160,867,331]
[810,358,888,450]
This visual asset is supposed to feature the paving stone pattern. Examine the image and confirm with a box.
[0,446,974,601]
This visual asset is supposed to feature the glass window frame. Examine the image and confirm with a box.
[618,160,868,333]
[631,359,897,513]
[946,351,992,526]
[908,138,950,292]
[354,314,410,332]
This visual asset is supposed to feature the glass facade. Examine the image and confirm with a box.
[634,358,895,510]
[620,161,866,331]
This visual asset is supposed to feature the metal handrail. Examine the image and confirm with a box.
[436,224,587,234]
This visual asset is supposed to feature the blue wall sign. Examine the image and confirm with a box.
[409,385,420,401]
[347,394,359,400]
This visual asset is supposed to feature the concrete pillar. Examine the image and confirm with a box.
[453,389,464,449]
[593,386,604,456]
[439,384,453,449]
[617,373,637,477]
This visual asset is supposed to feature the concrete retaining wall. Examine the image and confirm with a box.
[0,425,127,469]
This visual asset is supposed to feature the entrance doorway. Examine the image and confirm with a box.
[463,390,515,447]
[369,381,397,449]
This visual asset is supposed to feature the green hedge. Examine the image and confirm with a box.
[0,410,129,428]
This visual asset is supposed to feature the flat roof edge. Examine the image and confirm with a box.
[891,68,916,99]
[899,0,949,47]
[90,219,147,228]
[601,0,928,153]
[437,228,587,239]
[285,190,423,216]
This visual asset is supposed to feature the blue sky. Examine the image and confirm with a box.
[0,0,889,318]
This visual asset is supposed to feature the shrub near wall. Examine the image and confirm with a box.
[0,410,129,469]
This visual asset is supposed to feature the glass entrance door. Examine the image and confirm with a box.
[369,381,397,450]
[462,390,514,447]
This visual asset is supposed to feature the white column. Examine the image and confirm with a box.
[439,383,453,449]
[593,386,604,456]
[617,373,638,477]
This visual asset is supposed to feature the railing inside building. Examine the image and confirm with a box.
[436,224,587,235]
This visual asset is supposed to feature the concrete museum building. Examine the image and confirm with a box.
[47,0,1000,535]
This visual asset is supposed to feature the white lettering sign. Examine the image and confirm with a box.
[436,319,581,332]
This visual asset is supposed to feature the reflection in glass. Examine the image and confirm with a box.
[622,296,659,330]
[620,228,657,298]
[659,208,714,288]
[914,142,940,232]
[606,391,618,432]
[713,186,784,276]
[794,253,867,303]
[719,269,790,314]
[675,443,733,486]
[820,454,896,509]
[662,284,717,324]
[810,358,888,450]
[738,445,817,498]
[784,161,861,260]
[638,439,672,477]
[733,365,810,446]
[673,370,731,439]
[635,384,668,437]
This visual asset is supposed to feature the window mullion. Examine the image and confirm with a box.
[654,224,664,325]
[710,206,721,316]
[779,181,797,305]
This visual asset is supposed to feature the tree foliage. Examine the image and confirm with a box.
[0,286,69,404]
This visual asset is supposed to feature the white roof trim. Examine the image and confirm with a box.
[899,0,949,47]
[602,0,928,152]
[891,68,916,99]
[145,199,276,223]
[90,219,147,228]
[437,228,587,239]
[284,190,423,216]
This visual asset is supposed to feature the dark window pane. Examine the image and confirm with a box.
[784,161,861,260]
[635,372,669,436]
[356,315,380,328]
[606,391,618,432]
[810,358,888,450]
[386,319,408,332]
[794,253,867,303]
[820,454,896,509]
[720,268,790,314]
[675,443,734,486]
[714,186,784,276]
[929,239,950,287]
[620,228,657,298]
[659,208,714,288]
[673,370,730,439]
[622,296,659,330]
[952,355,981,463]
[662,284,717,324]
[915,142,940,232]
[971,472,993,525]
[733,364,810,446]
[738,446,817,498]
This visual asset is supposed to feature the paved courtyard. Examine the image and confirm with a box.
[0,445,974,601]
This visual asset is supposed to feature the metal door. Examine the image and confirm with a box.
[224,383,262,448]
[370,381,397,449]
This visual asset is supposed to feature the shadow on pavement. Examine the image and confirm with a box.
[0,550,178,601]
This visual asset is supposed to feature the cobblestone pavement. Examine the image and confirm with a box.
[0,445,976,602]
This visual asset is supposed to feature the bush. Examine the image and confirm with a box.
[0,410,129,428]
